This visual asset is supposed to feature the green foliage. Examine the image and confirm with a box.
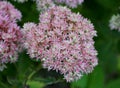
[87,66,104,88]
[71,66,104,88]
[106,79,120,88]
[96,0,120,9]
[71,75,88,88]
[27,80,45,88]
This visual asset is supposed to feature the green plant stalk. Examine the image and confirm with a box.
[24,63,42,87]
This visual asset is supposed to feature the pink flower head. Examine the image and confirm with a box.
[109,14,120,31]
[23,6,98,82]
[0,1,22,22]
[36,0,55,11]
[0,1,22,71]
[54,0,84,8]
[13,0,28,3]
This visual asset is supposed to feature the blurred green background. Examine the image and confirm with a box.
[0,0,120,88]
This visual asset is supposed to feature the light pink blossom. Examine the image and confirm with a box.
[54,0,84,8]
[36,0,55,11]
[109,14,120,31]
[23,6,98,82]
[0,1,22,21]
[0,1,22,71]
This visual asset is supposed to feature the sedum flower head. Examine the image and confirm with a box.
[36,0,55,11]
[13,0,84,12]
[23,6,98,82]
[0,1,22,21]
[109,14,120,31]
[0,1,22,71]
[13,0,28,3]
[54,0,84,8]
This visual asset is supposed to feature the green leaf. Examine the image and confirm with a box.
[17,52,34,82]
[117,55,120,70]
[27,80,45,88]
[7,76,17,85]
[87,66,104,88]
[71,75,88,88]
[105,79,120,88]
[0,82,9,88]
[96,0,120,9]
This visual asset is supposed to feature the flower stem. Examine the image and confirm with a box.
[24,63,42,87]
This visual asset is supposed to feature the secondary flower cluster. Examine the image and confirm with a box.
[0,1,22,22]
[109,14,120,31]
[13,0,28,3]
[0,1,22,71]
[23,6,98,82]
[14,0,84,11]
[54,0,84,8]
[36,0,55,11]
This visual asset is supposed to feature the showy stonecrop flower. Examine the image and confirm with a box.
[0,1,22,22]
[54,0,84,8]
[36,0,84,11]
[13,0,55,12]
[13,0,84,11]
[109,14,120,31]
[35,0,55,11]
[13,0,28,3]
[23,6,98,82]
[0,1,22,71]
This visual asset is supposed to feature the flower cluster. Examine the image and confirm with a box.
[0,1,22,22]
[13,0,55,11]
[109,14,120,31]
[13,0,28,3]
[13,0,84,11]
[36,0,55,11]
[54,0,84,8]
[23,6,98,82]
[0,1,22,71]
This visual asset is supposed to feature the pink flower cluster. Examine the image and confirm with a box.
[23,6,98,82]
[109,14,120,31]
[36,0,55,11]
[0,1,22,22]
[35,0,84,11]
[55,0,84,8]
[0,1,22,71]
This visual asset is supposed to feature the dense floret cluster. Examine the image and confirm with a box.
[14,0,84,11]
[0,1,22,71]
[23,6,98,82]
[13,0,28,3]
[109,14,120,31]
[54,0,84,8]
[36,0,55,11]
